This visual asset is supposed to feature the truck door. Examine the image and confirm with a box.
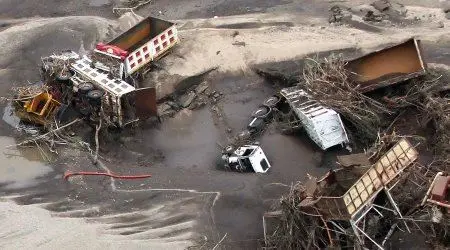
[133,87,158,119]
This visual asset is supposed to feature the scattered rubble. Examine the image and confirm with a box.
[329,5,352,24]
[179,91,197,108]
[352,0,408,23]
[372,0,390,12]
[264,136,449,249]
[231,41,246,47]
[363,10,386,22]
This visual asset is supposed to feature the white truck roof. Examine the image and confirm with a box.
[71,56,135,97]
[280,86,349,150]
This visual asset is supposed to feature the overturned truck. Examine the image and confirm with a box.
[263,138,425,249]
[17,16,179,128]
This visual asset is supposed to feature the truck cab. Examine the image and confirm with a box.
[220,144,271,173]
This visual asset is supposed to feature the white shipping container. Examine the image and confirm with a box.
[280,86,349,150]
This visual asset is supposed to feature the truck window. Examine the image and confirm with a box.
[260,159,269,171]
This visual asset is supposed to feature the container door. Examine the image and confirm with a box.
[316,114,347,149]
[133,87,158,119]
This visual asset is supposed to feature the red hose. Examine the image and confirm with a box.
[64,171,151,180]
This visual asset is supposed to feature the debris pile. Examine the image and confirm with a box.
[264,136,449,249]
[157,80,224,118]
[262,38,449,248]
[0,15,181,161]
[300,55,391,143]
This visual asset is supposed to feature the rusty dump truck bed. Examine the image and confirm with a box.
[109,16,175,52]
[346,38,426,93]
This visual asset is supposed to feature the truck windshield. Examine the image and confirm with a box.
[260,159,269,171]
[240,158,252,172]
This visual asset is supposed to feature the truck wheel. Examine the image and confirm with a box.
[252,105,272,120]
[263,95,280,107]
[78,82,94,95]
[87,90,104,100]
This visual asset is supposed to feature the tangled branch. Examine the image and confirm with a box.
[301,55,392,143]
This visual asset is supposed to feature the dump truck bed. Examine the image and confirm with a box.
[346,38,426,93]
[107,16,178,74]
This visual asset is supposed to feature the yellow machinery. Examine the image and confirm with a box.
[15,92,61,126]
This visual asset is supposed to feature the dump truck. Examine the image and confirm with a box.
[244,86,349,150]
[92,16,178,80]
[69,55,158,127]
[346,38,426,93]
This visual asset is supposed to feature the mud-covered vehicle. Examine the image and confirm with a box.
[218,144,271,173]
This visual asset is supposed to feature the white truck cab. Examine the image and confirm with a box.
[221,144,271,173]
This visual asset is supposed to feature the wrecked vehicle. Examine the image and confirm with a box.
[346,38,426,93]
[35,15,179,128]
[92,16,178,80]
[423,172,450,211]
[277,86,349,150]
[13,92,61,126]
[263,138,422,249]
[70,55,158,127]
[219,144,271,173]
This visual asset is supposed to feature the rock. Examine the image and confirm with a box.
[195,81,209,94]
[351,5,383,16]
[232,41,246,46]
[329,5,352,24]
[158,103,172,113]
[446,12,450,20]
[158,103,176,117]
[364,10,385,22]
[437,21,445,28]
[372,0,390,12]
[390,2,407,16]
[179,91,197,108]
[442,2,450,13]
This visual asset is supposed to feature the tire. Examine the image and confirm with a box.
[264,95,280,107]
[78,82,94,95]
[247,117,265,134]
[252,105,271,119]
[87,89,104,100]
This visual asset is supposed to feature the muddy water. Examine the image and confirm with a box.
[88,0,111,7]
[144,108,222,168]
[0,136,52,190]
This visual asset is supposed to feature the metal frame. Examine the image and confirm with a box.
[348,187,409,250]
